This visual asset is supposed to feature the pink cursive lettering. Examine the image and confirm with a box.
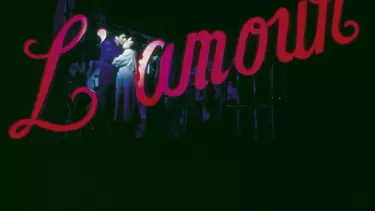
[10,0,359,139]
[9,15,97,139]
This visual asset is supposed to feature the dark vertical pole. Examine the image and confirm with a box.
[236,74,240,130]
[65,0,73,133]
[270,64,275,142]
[53,0,77,137]
[67,0,75,17]
[283,69,288,142]
[53,0,67,35]
[252,76,258,141]
[51,0,69,138]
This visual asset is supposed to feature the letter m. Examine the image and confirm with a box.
[185,30,227,89]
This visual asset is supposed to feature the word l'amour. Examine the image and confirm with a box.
[9,0,358,139]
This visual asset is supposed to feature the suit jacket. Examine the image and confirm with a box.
[100,38,123,64]
[99,38,123,87]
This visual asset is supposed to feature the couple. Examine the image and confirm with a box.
[97,31,146,137]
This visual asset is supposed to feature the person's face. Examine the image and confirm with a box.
[123,37,134,49]
[115,34,127,46]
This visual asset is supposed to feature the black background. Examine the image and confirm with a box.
[2,0,372,210]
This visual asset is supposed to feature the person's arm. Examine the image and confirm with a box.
[112,53,127,68]
[112,49,136,68]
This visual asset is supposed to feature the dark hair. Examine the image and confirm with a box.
[128,35,140,51]
[111,29,127,38]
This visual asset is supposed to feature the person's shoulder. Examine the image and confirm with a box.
[124,49,136,54]
[101,39,114,46]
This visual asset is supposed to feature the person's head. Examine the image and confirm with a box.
[122,36,138,50]
[112,30,127,46]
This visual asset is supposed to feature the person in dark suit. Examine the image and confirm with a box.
[96,30,127,136]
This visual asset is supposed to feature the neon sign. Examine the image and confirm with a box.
[136,0,358,106]
[9,0,359,139]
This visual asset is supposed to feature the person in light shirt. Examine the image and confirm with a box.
[112,36,138,123]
